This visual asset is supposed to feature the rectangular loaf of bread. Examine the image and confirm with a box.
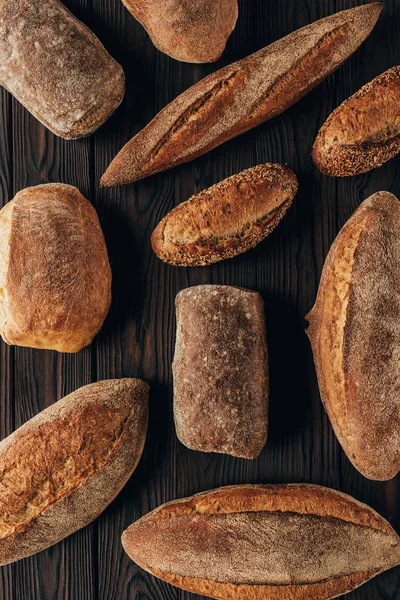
[173,285,268,459]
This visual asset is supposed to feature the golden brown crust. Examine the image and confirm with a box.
[0,378,149,565]
[151,163,298,266]
[0,183,111,353]
[306,192,400,480]
[312,66,400,176]
[173,286,268,459]
[0,0,125,139]
[101,3,382,186]
[121,0,238,63]
[122,484,400,599]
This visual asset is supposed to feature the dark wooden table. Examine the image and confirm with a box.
[0,0,399,598]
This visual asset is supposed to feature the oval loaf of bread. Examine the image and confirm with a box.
[120,0,238,63]
[0,183,111,353]
[122,484,400,600]
[0,378,149,566]
[151,163,298,266]
[312,66,400,176]
[306,192,400,480]
[100,3,382,186]
[0,0,125,139]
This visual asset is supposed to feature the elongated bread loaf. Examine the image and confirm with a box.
[306,192,400,480]
[313,66,400,176]
[100,3,382,187]
[0,0,125,139]
[0,183,111,353]
[121,0,238,63]
[151,163,298,266]
[122,484,400,600]
[0,378,149,566]
[173,285,268,459]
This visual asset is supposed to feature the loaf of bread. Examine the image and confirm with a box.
[0,378,149,566]
[151,163,298,266]
[0,0,125,139]
[306,192,400,480]
[100,3,382,187]
[122,483,400,600]
[121,0,238,63]
[312,66,400,176]
[173,285,268,459]
[0,183,111,353]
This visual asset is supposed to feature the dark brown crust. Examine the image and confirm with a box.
[120,0,238,63]
[101,3,382,186]
[122,484,400,600]
[0,0,125,139]
[306,192,400,480]
[151,163,298,266]
[0,184,111,353]
[0,379,149,566]
[173,285,268,458]
[312,66,400,176]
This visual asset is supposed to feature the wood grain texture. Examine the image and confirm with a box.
[0,0,399,599]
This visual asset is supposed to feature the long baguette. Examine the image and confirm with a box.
[101,3,382,187]
[0,379,149,565]
[122,484,400,600]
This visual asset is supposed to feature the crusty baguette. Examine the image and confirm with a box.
[0,183,111,353]
[100,3,382,187]
[173,285,268,459]
[0,378,149,566]
[151,163,298,266]
[0,0,125,139]
[312,66,400,176]
[122,483,400,600]
[306,192,400,480]
[121,0,238,63]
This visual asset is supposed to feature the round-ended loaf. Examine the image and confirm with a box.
[0,378,149,566]
[120,0,238,63]
[312,66,400,176]
[0,183,111,353]
[306,191,400,480]
[122,484,400,600]
[151,163,298,266]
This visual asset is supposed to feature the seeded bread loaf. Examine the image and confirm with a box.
[312,66,400,176]
[101,3,381,186]
[306,192,400,480]
[151,163,298,266]
[0,378,149,566]
[173,285,268,459]
[122,483,400,600]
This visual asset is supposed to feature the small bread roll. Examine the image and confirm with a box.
[0,183,111,352]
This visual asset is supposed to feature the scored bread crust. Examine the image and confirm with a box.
[121,0,238,63]
[121,484,400,600]
[0,0,125,139]
[101,3,382,186]
[151,163,298,266]
[312,66,400,176]
[0,183,111,353]
[0,379,149,566]
[306,191,400,480]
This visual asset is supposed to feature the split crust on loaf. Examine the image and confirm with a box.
[0,0,125,139]
[121,0,238,63]
[151,163,298,266]
[312,66,400,176]
[0,379,149,565]
[0,183,111,353]
[173,285,268,459]
[101,3,382,186]
[122,484,400,600]
[306,192,400,480]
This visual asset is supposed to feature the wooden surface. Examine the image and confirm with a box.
[0,0,399,598]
